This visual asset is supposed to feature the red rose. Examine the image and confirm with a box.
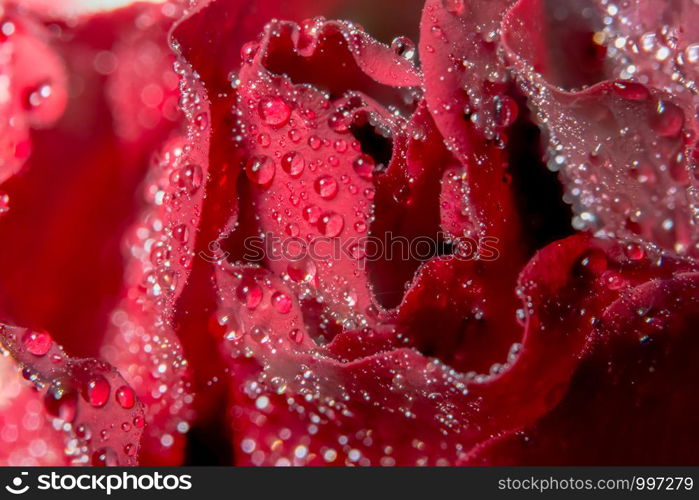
[0,0,697,466]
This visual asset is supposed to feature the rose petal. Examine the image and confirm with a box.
[464,271,699,465]
[502,0,697,256]
[0,324,145,466]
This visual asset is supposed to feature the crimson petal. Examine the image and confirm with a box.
[0,324,145,466]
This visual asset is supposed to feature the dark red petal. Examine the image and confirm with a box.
[0,10,67,185]
[0,4,180,357]
[599,0,699,99]
[419,0,526,254]
[227,19,420,332]
[464,272,699,465]
[212,232,698,465]
[502,0,697,256]
[0,324,144,466]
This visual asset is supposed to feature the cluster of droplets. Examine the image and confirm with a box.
[230,18,427,332]
[226,336,482,465]
[0,326,144,466]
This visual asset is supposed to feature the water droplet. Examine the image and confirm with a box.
[44,384,77,422]
[115,385,135,409]
[314,175,338,199]
[391,36,415,60]
[21,330,52,356]
[173,224,189,244]
[271,291,292,314]
[246,156,276,185]
[236,280,263,310]
[84,376,110,408]
[492,95,518,128]
[92,447,119,466]
[353,154,375,180]
[289,329,304,343]
[287,257,317,283]
[75,423,92,441]
[625,242,645,261]
[612,81,650,101]
[281,152,305,177]
[258,96,291,127]
[308,135,322,150]
[303,205,322,224]
[652,100,684,137]
[170,164,203,195]
[444,0,465,15]
[318,212,345,237]
[0,191,9,216]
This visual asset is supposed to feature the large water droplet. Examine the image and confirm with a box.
[246,156,276,185]
[353,154,375,180]
[236,280,263,309]
[258,96,291,127]
[84,376,111,408]
[170,164,203,195]
[272,291,292,314]
[314,175,338,199]
[21,329,52,356]
[115,385,135,409]
[318,212,345,237]
[281,152,305,177]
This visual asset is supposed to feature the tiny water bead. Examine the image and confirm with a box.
[281,152,305,177]
[575,248,608,277]
[92,447,119,467]
[246,155,276,185]
[85,376,111,408]
[258,96,291,127]
[0,191,9,216]
[115,385,136,409]
[314,175,339,199]
[21,329,53,356]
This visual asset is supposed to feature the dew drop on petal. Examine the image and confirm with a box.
[258,96,291,127]
[92,447,119,466]
[236,281,263,310]
[85,376,111,408]
[115,385,135,409]
[612,81,650,101]
[246,156,276,185]
[281,152,305,177]
[21,330,53,356]
[314,175,338,199]
[271,291,293,314]
[353,154,375,180]
[318,212,345,237]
